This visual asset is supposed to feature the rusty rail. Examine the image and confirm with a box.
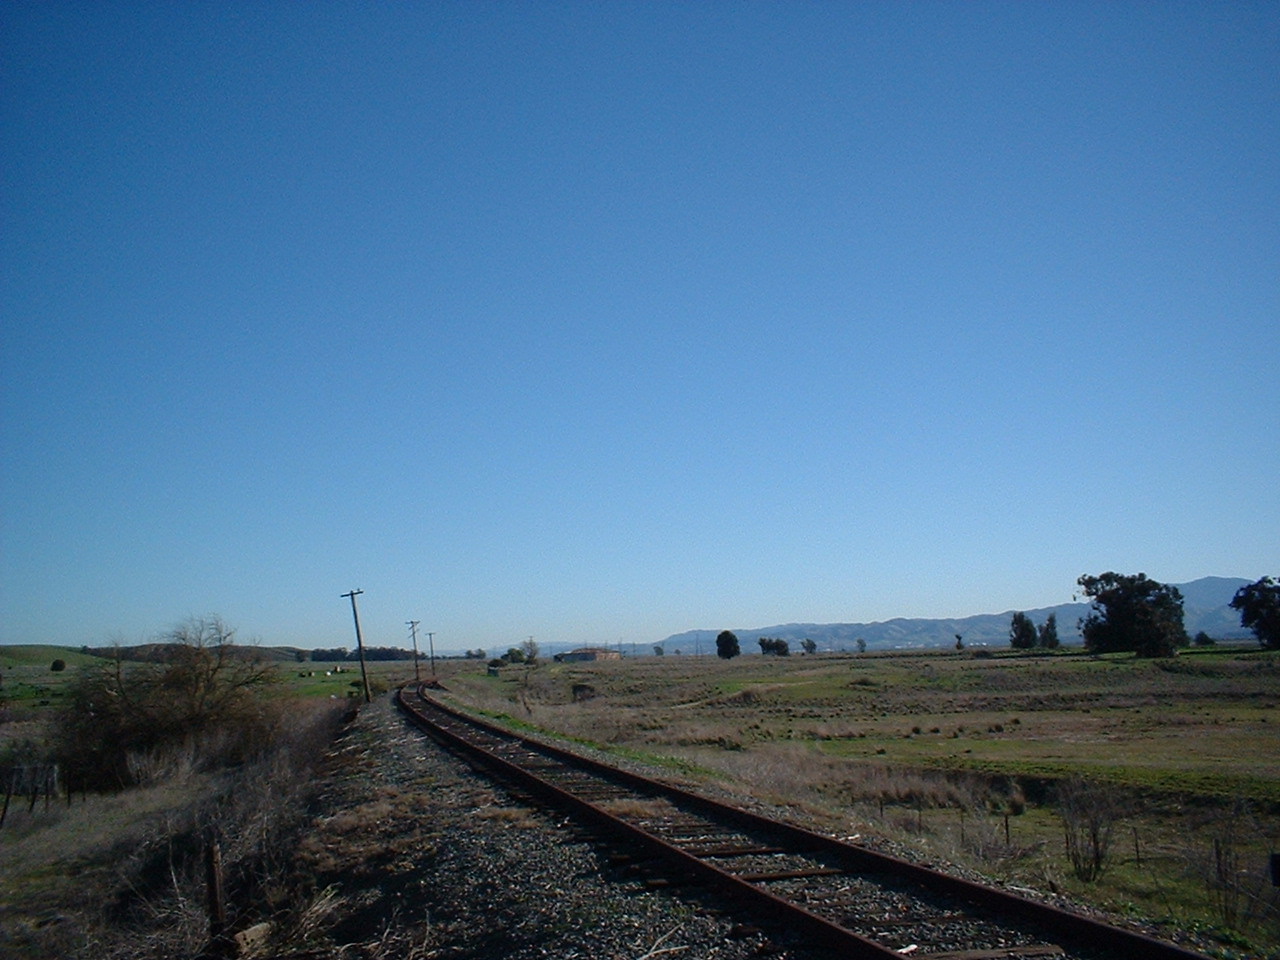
[396,684,1209,960]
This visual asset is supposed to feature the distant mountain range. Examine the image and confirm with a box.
[659,577,1255,653]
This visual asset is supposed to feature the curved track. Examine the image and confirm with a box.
[396,684,1207,960]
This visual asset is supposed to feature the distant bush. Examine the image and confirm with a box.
[50,658,66,672]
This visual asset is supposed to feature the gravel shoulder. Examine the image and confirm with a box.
[293,694,827,960]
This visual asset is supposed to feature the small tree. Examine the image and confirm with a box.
[521,638,539,665]
[1038,613,1059,649]
[954,634,964,651]
[653,644,664,656]
[1230,576,1280,650]
[800,638,817,655]
[1009,612,1037,650]
[759,637,790,656]
[55,617,277,790]
[715,630,740,660]
[50,658,67,672]
[855,637,867,654]
[1078,572,1187,657]
[503,646,526,664]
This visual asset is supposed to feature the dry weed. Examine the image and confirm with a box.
[473,804,541,829]
[2,697,349,960]
[1184,799,1280,939]
[1057,778,1123,882]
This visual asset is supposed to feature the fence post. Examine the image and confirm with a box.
[206,841,227,953]
[0,769,12,828]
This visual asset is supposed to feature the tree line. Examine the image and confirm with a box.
[713,574,1280,662]
[1005,573,1280,657]
[1008,611,1059,650]
[713,632,819,659]
[309,646,418,662]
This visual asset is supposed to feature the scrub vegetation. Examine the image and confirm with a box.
[0,621,353,959]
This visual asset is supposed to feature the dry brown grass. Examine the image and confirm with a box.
[0,697,348,960]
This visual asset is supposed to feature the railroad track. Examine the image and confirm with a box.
[396,684,1207,960]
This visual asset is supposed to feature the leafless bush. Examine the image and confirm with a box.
[54,617,279,790]
[1057,778,1123,882]
[1185,799,1280,937]
[951,804,1039,865]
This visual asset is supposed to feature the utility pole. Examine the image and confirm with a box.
[427,631,436,678]
[341,589,372,703]
[407,620,421,683]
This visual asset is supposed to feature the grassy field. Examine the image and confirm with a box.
[428,646,1280,957]
[0,650,426,721]
[3,644,1277,957]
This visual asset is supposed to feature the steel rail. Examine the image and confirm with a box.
[396,685,1209,960]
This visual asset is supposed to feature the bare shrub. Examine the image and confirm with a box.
[951,804,1039,866]
[1186,799,1280,937]
[54,617,279,790]
[1057,778,1123,881]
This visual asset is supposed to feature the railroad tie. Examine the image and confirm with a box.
[735,865,846,882]
[923,946,1065,960]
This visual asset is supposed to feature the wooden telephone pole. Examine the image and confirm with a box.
[342,589,372,703]
[407,620,421,682]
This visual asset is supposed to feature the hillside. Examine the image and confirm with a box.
[661,576,1254,652]
[82,643,308,663]
[0,645,105,669]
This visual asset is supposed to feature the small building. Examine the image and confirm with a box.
[553,647,622,663]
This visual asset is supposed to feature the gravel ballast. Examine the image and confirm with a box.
[295,694,827,959]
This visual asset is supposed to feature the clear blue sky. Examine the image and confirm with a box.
[3,2,1276,653]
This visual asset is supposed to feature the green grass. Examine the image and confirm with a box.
[0,645,103,669]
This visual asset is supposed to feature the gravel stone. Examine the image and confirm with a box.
[297,695,831,959]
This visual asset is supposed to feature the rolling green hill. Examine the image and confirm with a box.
[0,645,105,669]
